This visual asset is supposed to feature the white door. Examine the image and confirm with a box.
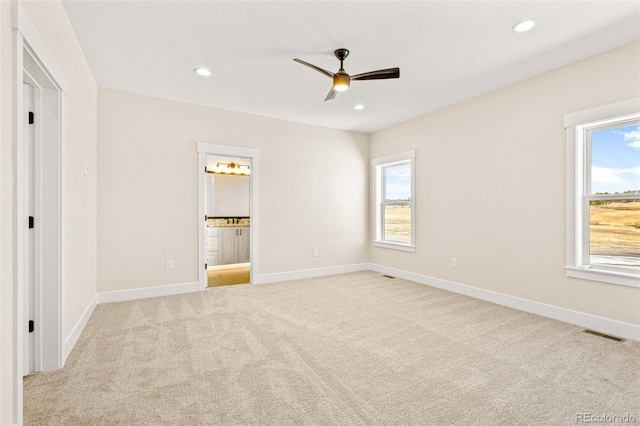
[23,83,36,375]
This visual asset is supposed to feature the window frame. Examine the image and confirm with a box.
[372,150,416,252]
[564,98,640,288]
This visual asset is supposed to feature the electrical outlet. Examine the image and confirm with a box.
[165,260,174,270]
[312,249,318,257]
[451,258,457,268]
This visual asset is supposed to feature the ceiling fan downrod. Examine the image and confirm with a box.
[334,48,349,70]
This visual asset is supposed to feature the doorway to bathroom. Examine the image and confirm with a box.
[205,155,251,287]
[197,143,259,290]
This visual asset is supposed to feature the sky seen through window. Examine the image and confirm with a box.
[384,163,411,201]
[591,123,640,194]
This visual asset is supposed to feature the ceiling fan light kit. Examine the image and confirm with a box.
[333,72,350,91]
[294,48,400,102]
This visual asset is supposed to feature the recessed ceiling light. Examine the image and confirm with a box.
[512,20,536,33]
[194,67,211,76]
[354,104,365,110]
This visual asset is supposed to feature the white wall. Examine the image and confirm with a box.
[210,174,250,217]
[97,88,369,292]
[20,0,98,344]
[0,1,97,423]
[0,1,12,422]
[370,41,640,326]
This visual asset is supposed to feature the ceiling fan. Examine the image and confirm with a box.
[293,48,400,102]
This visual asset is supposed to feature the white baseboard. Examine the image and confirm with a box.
[256,263,370,284]
[68,264,637,366]
[370,264,640,342]
[97,281,200,304]
[61,263,639,370]
[63,294,97,363]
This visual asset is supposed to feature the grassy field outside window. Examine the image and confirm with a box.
[384,204,411,243]
[589,200,640,269]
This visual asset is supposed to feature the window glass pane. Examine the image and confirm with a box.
[590,122,640,195]
[589,199,640,269]
[383,163,411,242]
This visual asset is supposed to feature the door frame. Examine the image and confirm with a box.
[12,3,67,423]
[197,143,259,290]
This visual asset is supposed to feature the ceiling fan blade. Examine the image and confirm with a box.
[324,87,337,102]
[351,67,400,81]
[293,58,334,79]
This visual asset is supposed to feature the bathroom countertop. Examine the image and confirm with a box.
[207,218,250,227]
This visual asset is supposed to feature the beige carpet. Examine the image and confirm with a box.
[24,271,640,425]
[207,266,250,287]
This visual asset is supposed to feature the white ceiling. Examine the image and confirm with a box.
[61,1,640,134]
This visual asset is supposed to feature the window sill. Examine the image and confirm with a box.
[565,266,640,288]
[373,241,416,253]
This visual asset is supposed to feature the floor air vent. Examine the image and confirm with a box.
[382,275,395,279]
[582,329,625,342]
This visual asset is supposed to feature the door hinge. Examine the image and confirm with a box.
[204,167,208,173]
[28,111,34,124]
[205,263,208,269]
[28,216,34,229]
[28,320,34,333]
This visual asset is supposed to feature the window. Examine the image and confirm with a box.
[372,150,415,252]
[565,99,640,287]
